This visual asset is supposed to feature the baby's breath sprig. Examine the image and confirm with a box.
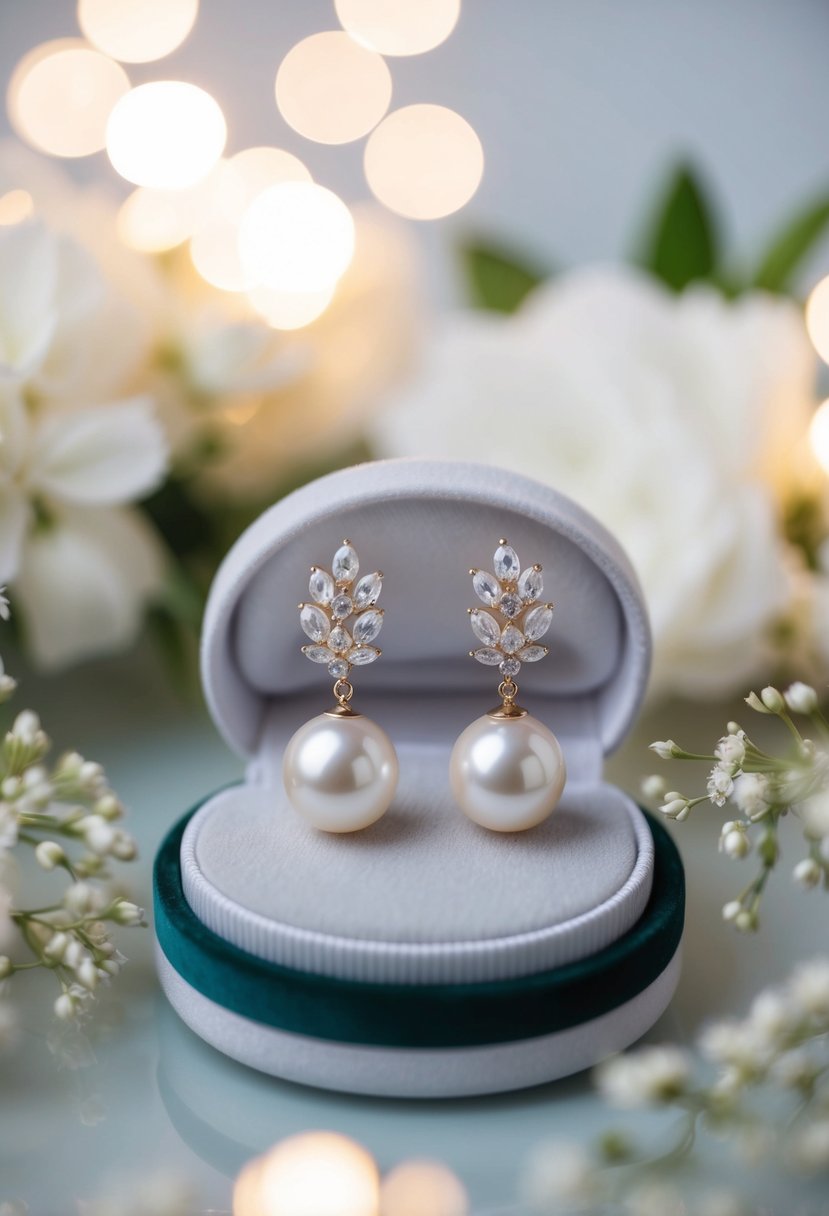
[0,648,142,1044]
[643,682,829,932]
[523,959,829,1214]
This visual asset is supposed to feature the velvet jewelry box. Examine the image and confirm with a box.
[153,458,684,1098]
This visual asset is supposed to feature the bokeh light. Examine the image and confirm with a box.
[117,181,210,252]
[806,275,829,366]
[106,81,226,189]
[248,283,336,330]
[78,0,199,63]
[8,38,130,158]
[335,0,461,55]
[364,103,483,219]
[234,1132,379,1216]
[238,181,355,293]
[380,1160,468,1216]
[275,31,392,145]
[809,400,829,477]
[190,147,311,291]
[0,189,34,226]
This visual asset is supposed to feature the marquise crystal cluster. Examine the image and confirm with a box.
[468,540,553,679]
[299,541,384,680]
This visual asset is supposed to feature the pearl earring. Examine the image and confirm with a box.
[283,540,399,833]
[450,539,566,832]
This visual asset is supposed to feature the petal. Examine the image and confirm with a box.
[0,220,58,380]
[14,505,164,670]
[28,398,168,505]
[0,489,30,581]
[0,388,29,477]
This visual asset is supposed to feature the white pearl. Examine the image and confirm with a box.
[283,713,398,833]
[450,713,566,832]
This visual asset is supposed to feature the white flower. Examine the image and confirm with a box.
[641,774,667,800]
[732,773,772,818]
[760,685,786,713]
[699,1019,773,1077]
[659,797,690,821]
[34,840,65,871]
[722,900,742,922]
[793,857,822,888]
[650,740,680,759]
[0,803,17,851]
[595,1046,691,1107]
[708,766,735,806]
[800,788,829,841]
[715,731,746,769]
[785,681,819,714]
[788,959,829,1019]
[718,821,751,859]
[521,1140,595,1209]
[0,390,167,668]
[374,266,813,698]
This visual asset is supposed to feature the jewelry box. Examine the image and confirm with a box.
[153,458,684,1098]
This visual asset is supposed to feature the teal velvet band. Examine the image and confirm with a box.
[153,797,684,1049]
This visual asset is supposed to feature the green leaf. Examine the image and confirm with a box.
[637,164,719,291]
[752,196,829,294]
[460,239,546,313]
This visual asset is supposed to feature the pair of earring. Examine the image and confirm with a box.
[282,539,566,834]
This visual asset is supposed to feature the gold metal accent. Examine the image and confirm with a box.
[326,702,360,719]
[499,537,508,545]
[488,677,527,719]
[332,677,355,710]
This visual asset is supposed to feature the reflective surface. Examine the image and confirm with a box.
[0,647,826,1213]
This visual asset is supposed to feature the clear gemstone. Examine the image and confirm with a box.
[518,565,543,602]
[309,567,334,605]
[518,645,547,662]
[331,593,353,620]
[498,592,523,619]
[470,609,500,646]
[332,543,359,583]
[353,571,382,609]
[524,604,553,641]
[328,624,352,653]
[472,647,502,666]
[300,604,330,643]
[328,658,350,678]
[494,544,520,582]
[472,570,500,606]
[353,609,383,645]
[499,657,521,678]
[500,624,524,654]
[348,646,380,665]
[302,645,331,664]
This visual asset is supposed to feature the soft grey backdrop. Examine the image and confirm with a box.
[0,0,827,300]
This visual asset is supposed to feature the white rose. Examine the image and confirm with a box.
[374,265,814,698]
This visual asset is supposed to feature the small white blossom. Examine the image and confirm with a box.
[793,857,822,889]
[722,900,742,922]
[659,797,690,820]
[0,803,18,851]
[699,1020,771,1078]
[714,731,746,770]
[708,766,735,806]
[789,1119,829,1173]
[772,1048,821,1089]
[732,773,771,819]
[789,959,829,1020]
[734,909,756,931]
[760,686,786,713]
[641,774,667,801]
[785,681,819,714]
[0,588,10,621]
[596,1047,691,1108]
[0,956,11,979]
[54,992,78,1021]
[110,899,143,926]
[650,739,680,760]
[719,821,751,859]
[34,840,65,871]
[521,1140,595,1209]
[747,990,797,1046]
[800,789,829,841]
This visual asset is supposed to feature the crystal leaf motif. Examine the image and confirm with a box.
[329,624,352,653]
[309,567,334,605]
[349,646,380,665]
[302,645,331,664]
[494,543,520,582]
[300,604,330,643]
[353,571,382,610]
[333,542,359,583]
[469,609,500,646]
[472,570,500,606]
[353,609,383,645]
[500,624,525,655]
[466,541,553,679]
[524,604,553,642]
[518,565,543,603]
[472,647,502,666]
